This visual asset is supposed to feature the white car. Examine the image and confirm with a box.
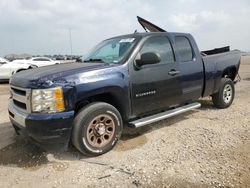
[0,57,60,81]
[0,57,9,64]
[12,57,60,67]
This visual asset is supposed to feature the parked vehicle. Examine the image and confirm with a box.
[8,17,241,156]
[12,57,60,67]
[0,57,60,81]
[0,57,9,64]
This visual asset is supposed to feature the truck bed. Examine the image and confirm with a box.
[202,49,241,97]
[201,46,230,56]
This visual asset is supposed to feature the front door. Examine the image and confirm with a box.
[130,35,182,116]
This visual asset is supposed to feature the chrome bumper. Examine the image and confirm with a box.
[8,100,27,128]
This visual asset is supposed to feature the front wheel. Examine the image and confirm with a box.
[72,102,123,156]
[212,78,235,109]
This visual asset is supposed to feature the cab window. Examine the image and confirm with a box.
[140,36,175,64]
[175,36,193,62]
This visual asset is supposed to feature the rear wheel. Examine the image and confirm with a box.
[72,102,123,156]
[212,78,235,109]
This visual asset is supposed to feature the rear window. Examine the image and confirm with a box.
[175,37,193,62]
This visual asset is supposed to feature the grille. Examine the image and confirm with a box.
[13,99,27,110]
[12,87,26,96]
[9,110,14,118]
[10,86,31,112]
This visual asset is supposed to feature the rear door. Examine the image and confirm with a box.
[174,35,204,101]
[130,35,182,116]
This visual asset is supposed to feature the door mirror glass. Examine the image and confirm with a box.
[135,52,161,67]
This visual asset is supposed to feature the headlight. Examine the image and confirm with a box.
[32,87,65,113]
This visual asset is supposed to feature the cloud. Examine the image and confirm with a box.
[170,11,231,31]
[0,0,249,55]
[177,0,197,3]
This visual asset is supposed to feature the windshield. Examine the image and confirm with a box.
[84,37,137,64]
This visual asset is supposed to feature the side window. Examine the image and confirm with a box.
[175,36,193,62]
[34,58,49,61]
[34,58,43,61]
[140,36,174,64]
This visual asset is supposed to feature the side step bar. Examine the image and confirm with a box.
[129,102,201,128]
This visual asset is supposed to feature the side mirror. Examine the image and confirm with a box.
[135,52,161,68]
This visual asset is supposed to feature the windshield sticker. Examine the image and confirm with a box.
[119,38,135,43]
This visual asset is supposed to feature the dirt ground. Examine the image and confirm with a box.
[0,56,249,188]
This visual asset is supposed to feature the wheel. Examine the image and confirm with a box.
[212,78,235,109]
[72,102,123,156]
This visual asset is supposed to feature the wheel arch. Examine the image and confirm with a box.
[13,64,36,74]
[221,66,237,81]
[75,92,129,121]
[14,68,28,74]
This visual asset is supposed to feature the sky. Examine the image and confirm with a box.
[0,0,250,56]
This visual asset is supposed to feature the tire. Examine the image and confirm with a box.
[212,78,235,109]
[72,102,123,156]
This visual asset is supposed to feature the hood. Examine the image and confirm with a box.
[12,59,30,63]
[137,16,166,32]
[11,60,34,65]
[0,62,30,69]
[10,62,115,88]
[0,57,9,63]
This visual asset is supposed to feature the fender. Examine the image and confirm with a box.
[75,71,130,120]
[27,63,38,68]
[13,64,31,74]
[212,51,241,94]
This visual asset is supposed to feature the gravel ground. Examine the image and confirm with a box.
[0,56,249,188]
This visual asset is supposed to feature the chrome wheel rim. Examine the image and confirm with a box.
[85,114,115,148]
[223,84,232,104]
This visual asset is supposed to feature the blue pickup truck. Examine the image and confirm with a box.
[8,17,241,156]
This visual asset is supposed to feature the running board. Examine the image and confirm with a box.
[129,102,201,128]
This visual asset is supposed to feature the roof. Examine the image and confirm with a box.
[106,16,191,40]
[106,32,190,41]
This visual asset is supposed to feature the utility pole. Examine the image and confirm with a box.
[69,28,73,56]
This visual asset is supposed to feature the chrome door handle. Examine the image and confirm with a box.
[168,70,180,76]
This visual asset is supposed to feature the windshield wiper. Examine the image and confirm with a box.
[84,58,103,63]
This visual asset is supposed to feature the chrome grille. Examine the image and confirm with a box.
[10,85,31,113]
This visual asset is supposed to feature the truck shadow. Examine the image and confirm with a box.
[0,135,49,170]
[116,110,195,152]
[0,134,83,171]
[120,98,216,140]
[197,98,218,110]
[0,122,47,170]
[116,98,217,151]
[0,99,217,169]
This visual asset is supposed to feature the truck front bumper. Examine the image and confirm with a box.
[8,100,74,151]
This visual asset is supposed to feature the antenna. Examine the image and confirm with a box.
[69,28,73,56]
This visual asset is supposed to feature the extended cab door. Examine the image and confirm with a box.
[130,35,182,116]
[174,35,204,102]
